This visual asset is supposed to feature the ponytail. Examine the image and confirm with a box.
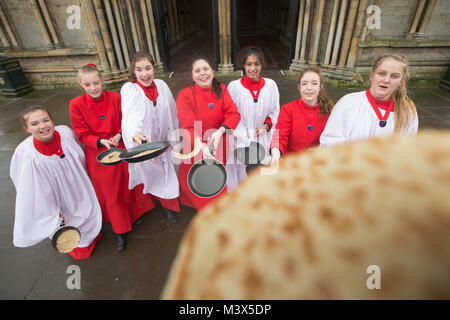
[211,77,222,99]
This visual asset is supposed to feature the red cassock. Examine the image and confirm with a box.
[270,98,329,155]
[176,84,241,211]
[69,91,155,234]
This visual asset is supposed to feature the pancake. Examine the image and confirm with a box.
[161,131,450,299]
[99,150,122,164]
[55,228,81,253]
[130,148,162,158]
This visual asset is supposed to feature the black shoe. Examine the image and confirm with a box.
[163,208,179,224]
[116,234,126,252]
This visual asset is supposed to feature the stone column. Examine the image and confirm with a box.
[0,3,19,48]
[140,0,155,59]
[293,0,305,61]
[0,26,9,47]
[407,0,427,38]
[218,0,233,72]
[38,0,62,48]
[299,0,311,64]
[310,0,326,65]
[146,0,163,71]
[29,0,53,49]
[330,0,348,66]
[346,0,369,68]
[125,0,140,52]
[82,0,111,73]
[338,0,359,67]
[323,0,340,66]
[416,0,437,37]
[93,0,118,72]
[112,0,130,68]
[104,0,125,71]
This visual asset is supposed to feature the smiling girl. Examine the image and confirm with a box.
[270,67,334,167]
[320,54,418,147]
[69,64,155,252]
[120,51,180,223]
[226,46,280,190]
[10,105,103,259]
[176,57,241,210]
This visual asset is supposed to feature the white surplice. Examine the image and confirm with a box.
[320,91,418,147]
[120,79,180,199]
[226,77,280,191]
[10,125,102,248]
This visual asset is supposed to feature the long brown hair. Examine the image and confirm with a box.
[128,51,156,83]
[191,57,222,99]
[371,54,417,133]
[297,67,334,117]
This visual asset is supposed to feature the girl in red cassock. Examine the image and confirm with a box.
[176,58,241,211]
[69,64,155,252]
[270,67,334,167]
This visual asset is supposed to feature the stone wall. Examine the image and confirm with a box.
[0,0,448,89]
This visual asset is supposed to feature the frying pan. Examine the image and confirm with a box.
[236,141,266,165]
[120,140,170,163]
[96,147,126,166]
[52,214,81,253]
[187,144,227,198]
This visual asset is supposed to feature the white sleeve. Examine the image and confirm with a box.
[120,83,147,149]
[403,111,419,135]
[227,81,250,149]
[267,80,280,129]
[10,146,60,247]
[162,80,179,131]
[320,95,354,147]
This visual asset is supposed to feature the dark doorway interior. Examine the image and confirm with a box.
[161,0,216,73]
[234,1,292,70]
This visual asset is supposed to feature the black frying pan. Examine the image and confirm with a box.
[187,144,227,198]
[236,141,266,165]
[96,147,126,166]
[52,214,81,253]
[120,140,170,163]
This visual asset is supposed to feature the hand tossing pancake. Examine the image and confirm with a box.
[161,131,450,299]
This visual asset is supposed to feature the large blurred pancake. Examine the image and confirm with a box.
[162,131,450,299]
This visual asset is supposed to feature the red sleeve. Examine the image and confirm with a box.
[109,91,122,134]
[220,85,241,130]
[176,88,202,152]
[69,97,100,149]
[264,116,272,130]
[270,104,291,155]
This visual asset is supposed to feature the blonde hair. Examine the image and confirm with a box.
[371,54,417,133]
[77,64,102,86]
[298,67,334,117]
